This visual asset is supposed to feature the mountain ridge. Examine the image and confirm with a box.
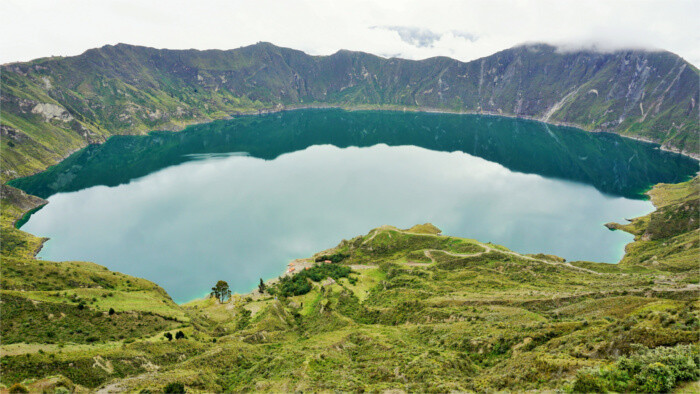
[1,42,698,182]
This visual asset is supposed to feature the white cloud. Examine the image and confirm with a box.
[1,0,698,66]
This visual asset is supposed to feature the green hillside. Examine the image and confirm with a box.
[1,177,697,392]
[1,42,698,392]
[2,43,698,181]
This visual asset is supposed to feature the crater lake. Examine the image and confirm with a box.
[12,109,698,302]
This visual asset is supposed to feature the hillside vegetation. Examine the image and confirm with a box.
[1,176,697,392]
[610,177,699,272]
[2,42,698,181]
[1,41,698,392]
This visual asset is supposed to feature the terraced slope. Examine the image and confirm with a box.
[1,178,697,392]
[2,42,698,181]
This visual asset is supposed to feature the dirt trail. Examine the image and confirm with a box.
[361,225,396,245]
[404,262,433,267]
[349,264,375,270]
[380,228,604,276]
[96,372,157,394]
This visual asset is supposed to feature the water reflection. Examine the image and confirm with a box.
[11,110,697,200]
[25,144,653,302]
[13,110,698,303]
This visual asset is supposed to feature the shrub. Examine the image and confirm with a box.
[573,366,630,393]
[163,382,185,393]
[634,362,674,393]
[164,332,173,341]
[271,263,353,297]
[304,263,351,282]
[315,252,349,263]
[272,274,312,297]
[8,383,29,393]
[175,330,186,340]
[236,308,252,330]
[574,345,699,393]
[108,308,115,315]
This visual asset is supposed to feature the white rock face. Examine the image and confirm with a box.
[31,103,73,122]
[42,76,52,90]
[147,109,163,120]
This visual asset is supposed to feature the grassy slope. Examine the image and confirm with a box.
[1,178,697,392]
[1,43,698,182]
[2,43,698,387]
[609,177,700,273]
[0,185,191,391]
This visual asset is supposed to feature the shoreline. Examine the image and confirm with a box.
[178,193,655,306]
[226,104,700,161]
[4,105,698,187]
[4,106,697,306]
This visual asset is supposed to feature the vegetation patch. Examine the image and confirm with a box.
[573,345,699,393]
[269,263,353,297]
[0,293,181,344]
[0,176,698,391]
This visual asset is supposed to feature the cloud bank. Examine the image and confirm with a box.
[1,0,698,66]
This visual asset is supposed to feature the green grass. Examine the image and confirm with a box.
[1,168,698,391]
[0,293,180,346]
[612,177,700,272]
[9,289,187,321]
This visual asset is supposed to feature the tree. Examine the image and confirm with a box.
[210,280,231,303]
[164,332,173,341]
[108,307,115,315]
[258,278,266,293]
[175,330,186,340]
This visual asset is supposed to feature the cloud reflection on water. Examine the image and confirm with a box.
[26,144,652,303]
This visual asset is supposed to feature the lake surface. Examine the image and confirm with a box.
[13,110,698,303]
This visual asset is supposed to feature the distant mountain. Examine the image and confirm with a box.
[2,42,698,180]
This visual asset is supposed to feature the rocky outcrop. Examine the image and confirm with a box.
[0,184,48,222]
[31,103,74,122]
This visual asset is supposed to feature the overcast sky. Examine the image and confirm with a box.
[2,0,699,66]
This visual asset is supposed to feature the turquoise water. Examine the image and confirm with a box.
[14,110,697,302]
